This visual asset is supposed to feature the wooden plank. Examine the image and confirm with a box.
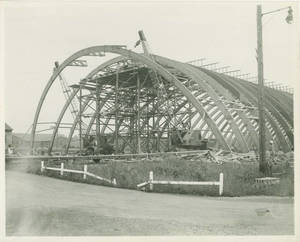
[42,164,114,184]
[45,167,83,174]
[219,173,224,196]
[61,169,83,174]
[137,181,149,188]
[60,163,64,176]
[41,161,45,172]
[85,172,112,183]
[44,167,61,171]
[152,181,220,185]
[83,165,87,179]
[149,171,153,191]
[255,177,280,185]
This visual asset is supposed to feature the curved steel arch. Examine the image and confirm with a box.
[155,55,249,152]
[32,45,233,152]
[65,93,112,153]
[81,72,235,151]
[48,56,128,154]
[219,74,291,151]
[83,58,290,152]
[239,81,292,148]
[34,45,293,154]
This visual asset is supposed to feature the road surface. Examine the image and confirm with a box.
[6,170,294,236]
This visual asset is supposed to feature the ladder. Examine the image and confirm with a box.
[55,61,79,121]
[54,62,90,134]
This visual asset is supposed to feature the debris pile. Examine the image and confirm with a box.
[273,151,294,167]
[177,150,257,164]
[173,149,295,166]
[80,150,293,167]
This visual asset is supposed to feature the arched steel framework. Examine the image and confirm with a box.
[31,45,294,154]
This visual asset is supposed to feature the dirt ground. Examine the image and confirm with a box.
[6,170,294,236]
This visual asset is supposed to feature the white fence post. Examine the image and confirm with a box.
[112,178,117,186]
[219,173,224,196]
[60,163,64,176]
[83,164,87,179]
[41,161,45,172]
[149,171,153,191]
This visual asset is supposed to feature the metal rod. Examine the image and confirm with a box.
[236,73,250,78]
[146,90,150,153]
[152,97,156,152]
[247,76,258,80]
[186,58,206,65]
[188,81,192,128]
[262,6,290,16]
[96,79,101,153]
[115,69,119,153]
[211,66,230,71]
[137,72,141,153]
[222,70,240,74]
[200,62,219,68]
[79,84,82,153]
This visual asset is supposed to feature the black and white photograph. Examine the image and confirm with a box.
[1,0,298,239]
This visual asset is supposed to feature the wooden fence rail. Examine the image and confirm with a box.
[41,161,116,185]
[137,171,224,196]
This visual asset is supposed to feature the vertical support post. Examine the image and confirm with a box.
[146,90,150,153]
[115,69,119,154]
[152,97,156,152]
[130,114,135,153]
[60,163,64,176]
[167,121,171,151]
[257,5,268,175]
[96,79,101,154]
[188,81,192,129]
[149,171,153,191]
[83,164,87,179]
[165,87,170,151]
[79,83,82,154]
[137,72,141,154]
[219,172,224,196]
[156,132,160,152]
[41,161,45,172]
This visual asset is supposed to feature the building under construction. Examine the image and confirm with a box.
[30,31,293,155]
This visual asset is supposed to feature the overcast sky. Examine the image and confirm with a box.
[1,1,299,133]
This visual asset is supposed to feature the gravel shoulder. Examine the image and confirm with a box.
[6,170,294,236]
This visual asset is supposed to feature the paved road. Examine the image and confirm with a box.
[6,170,294,236]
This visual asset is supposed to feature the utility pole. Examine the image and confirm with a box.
[256,5,293,175]
[256,5,268,175]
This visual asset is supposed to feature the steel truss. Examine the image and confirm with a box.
[30,46,293,155]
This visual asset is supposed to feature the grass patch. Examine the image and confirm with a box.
[6,155,294,197]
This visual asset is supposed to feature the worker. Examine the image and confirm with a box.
[266,140,275,176]
[7,144,14,155]
[252,145,259,161]
[270,140,276,163]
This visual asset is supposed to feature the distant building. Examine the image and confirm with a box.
[12,133,68,155]
[5,123,13,153]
